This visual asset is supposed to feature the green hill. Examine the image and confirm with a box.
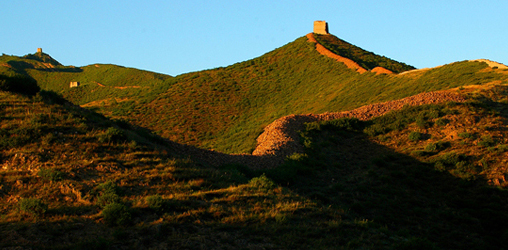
[3,35,507,155]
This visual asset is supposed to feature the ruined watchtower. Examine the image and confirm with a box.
[70,81,80,88]
[313,21,329,35]
[37,48,43,54]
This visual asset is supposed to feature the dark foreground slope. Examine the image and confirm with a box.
[1,82,508,249]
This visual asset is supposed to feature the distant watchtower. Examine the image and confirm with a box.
[313,21,329,35]
[37,48,43,54]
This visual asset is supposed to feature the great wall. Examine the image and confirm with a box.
[308,21,393,75]
[33,23,506,170]
[160,21,473,169]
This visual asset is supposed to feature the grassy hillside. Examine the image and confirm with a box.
[2,35,508,156]
[1,83,508,249]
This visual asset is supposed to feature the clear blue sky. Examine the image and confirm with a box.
[2,0,507,76]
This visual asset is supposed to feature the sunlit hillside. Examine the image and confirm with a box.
[3,34,508,155]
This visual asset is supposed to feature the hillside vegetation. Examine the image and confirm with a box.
[1,82,508,249]
[3,35,508,155]
[2,31,508,248]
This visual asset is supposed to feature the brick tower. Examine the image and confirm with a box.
[313,21,329,35]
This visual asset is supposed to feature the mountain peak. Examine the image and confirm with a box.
[22,48,62,66]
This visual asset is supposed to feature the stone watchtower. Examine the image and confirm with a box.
[313,21,329,35]
[37,48,43,54]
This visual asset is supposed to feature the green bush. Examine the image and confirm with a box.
[95,181,122,207]
[425,141,450,152]
[102,203,131,226]
[315,117,364,132]
[435,118,449,126]
[97,192,121,207]
[458,132,474,139]
[18,198,48,216]
[249,174,276,191]
[37,168,64,181]
[146,194,164,211]
[96,181,119,194]
[286,153,308,162]
[408,131,423,141]
[415,117,428,129]
[478,135,496,147]
[364,123,389,137]
[432,152,467,172]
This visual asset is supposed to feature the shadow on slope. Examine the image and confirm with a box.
[264,126,508,249]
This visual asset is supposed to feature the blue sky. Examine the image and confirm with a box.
[2,1,507,75]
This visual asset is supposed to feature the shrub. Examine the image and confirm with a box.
[102,203,131,226]
[452,161,479,180]
[95,181,121,207]
[435,118,449,126]
[478,135,496,147]
[425,141,450,152]
[96,181,119,194]
[146,195,164,211]
[320,117,364,131]
[428,109,441,119]
[364,123,390,137]
[415,117,428,129]
[458,132,474,139]
[97,192,121,207]
[497,144,508,152]
[432,152,467,172]
[41,133,56,145]
[286,153,308,162]
[19,198,48,216]
[249,174,276,191]
[408,131,423,141]
[37,168,64,181]
[98,127,127,144]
